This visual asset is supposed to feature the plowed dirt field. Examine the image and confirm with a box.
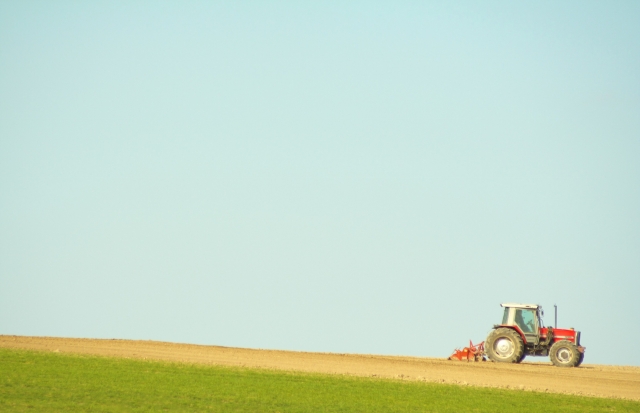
[2,335,638,400]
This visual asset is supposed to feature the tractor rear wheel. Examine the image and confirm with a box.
[550,340,581,367]
[486,328,524,363]
[576,351,585,367]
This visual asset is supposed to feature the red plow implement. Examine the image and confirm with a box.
[448,340,486,362]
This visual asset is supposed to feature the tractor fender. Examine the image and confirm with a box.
[493,324,528,344]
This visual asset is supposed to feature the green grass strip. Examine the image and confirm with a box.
[1,348,638,412]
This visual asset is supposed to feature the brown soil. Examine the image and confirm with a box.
[1,335,639,400]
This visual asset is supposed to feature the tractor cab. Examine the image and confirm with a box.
[499,303,542,345]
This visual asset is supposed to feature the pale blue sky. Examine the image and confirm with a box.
[1,1,638,365]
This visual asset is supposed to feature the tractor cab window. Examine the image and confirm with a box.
[502,308,510,325]
[515,309,536,333]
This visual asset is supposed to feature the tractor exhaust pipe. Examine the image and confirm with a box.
[554,304,557,328]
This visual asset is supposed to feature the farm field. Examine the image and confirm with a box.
[2,335,639,401]
[2,348,640,413]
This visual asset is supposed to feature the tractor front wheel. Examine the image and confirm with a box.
[486,328,524,363]
[550,340,581,367]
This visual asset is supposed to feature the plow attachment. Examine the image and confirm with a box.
[448,340,486,362]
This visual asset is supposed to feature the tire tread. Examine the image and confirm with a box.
[485,328,525,363]
[549,340,581,367]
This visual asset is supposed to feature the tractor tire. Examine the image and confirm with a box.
[576,351,585,367]
[550,340,581,367]
[486,328,524,363]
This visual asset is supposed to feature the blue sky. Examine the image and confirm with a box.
[1,1,639,365]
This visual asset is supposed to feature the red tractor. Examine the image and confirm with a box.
[485,303,585,367]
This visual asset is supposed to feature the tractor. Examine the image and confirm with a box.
[485,303,585,367]
[449,303,585,367]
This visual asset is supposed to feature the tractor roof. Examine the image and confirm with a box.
[501,303,539,309]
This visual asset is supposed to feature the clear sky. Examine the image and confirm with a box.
[1,1,638,366]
